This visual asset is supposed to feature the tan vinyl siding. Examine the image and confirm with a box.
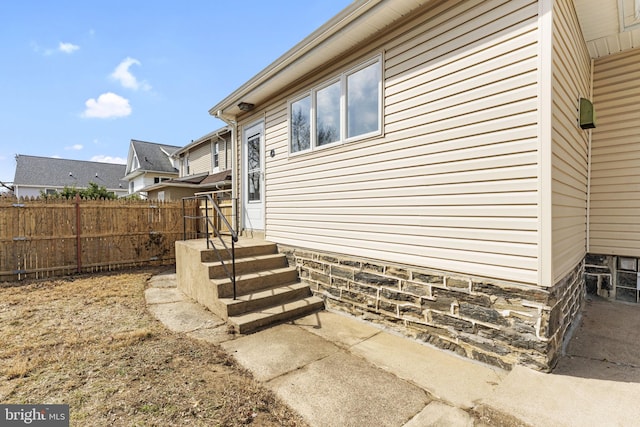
[188,143,213,175]
[255,0,542,285]
[589,47,640,255]
[550,0,591,283]
[221,139,230,171]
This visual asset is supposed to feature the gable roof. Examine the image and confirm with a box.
[129,140,181,174]
[124,140,181,183]
[13,155,127,190]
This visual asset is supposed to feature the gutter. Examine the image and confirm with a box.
[586,58,595,252]
[141,179,232,193]
[122,169,179,182]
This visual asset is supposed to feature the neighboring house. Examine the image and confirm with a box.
[13,155,127,198]
[145,127,233,202]
[123,140,181,198]
[204,0,640,371]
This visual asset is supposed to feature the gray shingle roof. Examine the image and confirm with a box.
[131,140,181,173]
[13,155,127,190]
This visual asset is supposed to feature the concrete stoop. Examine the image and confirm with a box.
[176,238,324,334]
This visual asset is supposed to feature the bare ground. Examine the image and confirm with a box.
[0,269,308,426]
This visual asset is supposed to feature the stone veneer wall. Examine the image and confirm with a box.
[279,245,585,371]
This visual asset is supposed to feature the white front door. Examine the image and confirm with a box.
[242,121,264,231]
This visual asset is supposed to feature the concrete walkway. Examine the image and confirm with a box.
[146,271,640,427]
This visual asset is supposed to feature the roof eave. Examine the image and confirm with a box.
[172,126,231,158]
[143,180,231,193]
[208,0,385,118]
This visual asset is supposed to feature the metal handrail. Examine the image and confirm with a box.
[182,192,239,299]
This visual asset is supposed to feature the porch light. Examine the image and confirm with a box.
[579,98,596,129]
[237,102,255,112]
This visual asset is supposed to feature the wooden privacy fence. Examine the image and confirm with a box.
[0,197,198,281]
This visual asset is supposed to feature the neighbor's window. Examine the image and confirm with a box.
[213,142,219,169]
[184,157,190,175]
[289,56,381,154]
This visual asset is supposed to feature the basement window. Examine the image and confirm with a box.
[616,257,640,303]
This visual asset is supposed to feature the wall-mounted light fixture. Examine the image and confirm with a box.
[237,102,255,112]
[579,97,596,129]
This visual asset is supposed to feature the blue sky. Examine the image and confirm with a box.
[0,0,352,185]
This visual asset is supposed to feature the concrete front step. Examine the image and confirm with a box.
[229,296,324,334]
[214,266,299,298]
[205,253,287,279]
[200,241,278,263]
[220,282,312,316]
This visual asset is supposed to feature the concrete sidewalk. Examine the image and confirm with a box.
[146,271,640,427]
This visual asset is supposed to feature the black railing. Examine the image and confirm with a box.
[182,191,239,299]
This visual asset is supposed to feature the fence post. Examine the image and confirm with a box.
[75,194,82,273]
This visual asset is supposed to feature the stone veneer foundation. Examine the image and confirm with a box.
[279,245,585,371]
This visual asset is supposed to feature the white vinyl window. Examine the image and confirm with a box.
[289,56,382,154]
[213,141,219,171]
[290,96,311,152]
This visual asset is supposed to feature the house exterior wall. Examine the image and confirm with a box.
[131,173,176,194]
[188,143,213,176]
[225,0,593,370]
[589,47,640,256]
[252,0,541,285]
[179,135,231,179]
[550,0,591,284]
[147,186,196,201]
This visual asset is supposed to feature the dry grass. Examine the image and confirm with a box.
[0,269,308,426]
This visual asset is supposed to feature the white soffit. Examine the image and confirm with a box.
[574,0,640,58]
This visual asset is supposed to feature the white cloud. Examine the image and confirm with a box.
[51,155,61,159]
[31,42,54,56]
[110,57,151,91]
[82,92,131,119]
[32,41,79,56]
[65,144,83,151]
[59,42,79,54]
[91,155,126,164]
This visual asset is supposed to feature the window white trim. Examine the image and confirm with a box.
[288,54,382,156]
[212,141,220,172]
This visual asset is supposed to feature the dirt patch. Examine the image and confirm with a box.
[0,269,307,426]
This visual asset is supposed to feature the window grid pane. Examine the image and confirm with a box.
[291,96,311,152]
[347,61,380,139]
[316,81,341,146]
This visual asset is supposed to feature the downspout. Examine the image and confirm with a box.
[215,111,238,232]
[586,58,595,253]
